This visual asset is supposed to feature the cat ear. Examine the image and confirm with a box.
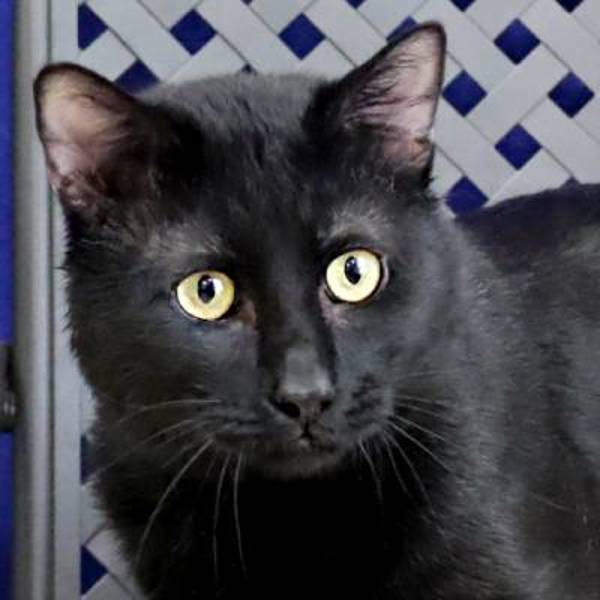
[308,23,446,171]
[34,64,163,223]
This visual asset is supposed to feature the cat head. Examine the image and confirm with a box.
[35,24,450,479]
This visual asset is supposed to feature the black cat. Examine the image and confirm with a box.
[34,23,600,600]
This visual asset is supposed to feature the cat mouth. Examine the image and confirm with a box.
[216,425,344,478]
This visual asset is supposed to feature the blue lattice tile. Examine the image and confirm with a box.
[549,72,594,117]
[171,10,215,55]
[446,177,487,214]
[443,71,486,116]
[81,547,107,595]
[78,3,107,51]
[496,125,541,169]
[346,0,366,7]
[116,61,158,93]
[555,0,584,11]
[280,14,324,60]
[449,0,476,10]
[387,17,417,42]
[495,20,539,64]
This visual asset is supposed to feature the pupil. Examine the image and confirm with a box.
[345,256,361,285]
[198,276,216,303]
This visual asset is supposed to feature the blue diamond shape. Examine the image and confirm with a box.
[447,177,487,214]
[171,10,215,54]
[443,71,486,116]
[555,0,583,11]
[449,0,476,10]
[280,14,324,59]
[549,72,594,117]
[241,64,256,74]
[81,548,107,594]
[346,0,366,6]
[495,20,539,64]
[495,125,541,169]
[78,4,107,50]
[387,17,417,42]
[116,61,158,93]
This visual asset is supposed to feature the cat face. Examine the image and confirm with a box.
[35,25,447,479]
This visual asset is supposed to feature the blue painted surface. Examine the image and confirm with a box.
[0,0,13,598]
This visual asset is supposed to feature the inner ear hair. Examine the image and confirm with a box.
[34,63,160,222]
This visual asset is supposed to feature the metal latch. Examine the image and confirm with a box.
[0,344,16,431]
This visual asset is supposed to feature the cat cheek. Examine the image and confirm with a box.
[318,286,351,327]
[235,297,257,328]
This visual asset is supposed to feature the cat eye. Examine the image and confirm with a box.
[325,249,383,303]
[175,271,235,321]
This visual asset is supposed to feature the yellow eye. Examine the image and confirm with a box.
[325,249,383,303]
[175,271,235,321]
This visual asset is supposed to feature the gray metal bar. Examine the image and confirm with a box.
[50,2,83,598]
[13,0,52,598]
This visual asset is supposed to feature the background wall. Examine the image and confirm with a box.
[45,0,600,598]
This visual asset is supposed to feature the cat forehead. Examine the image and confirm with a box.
[144,73,320,136]
[144,194,395,265]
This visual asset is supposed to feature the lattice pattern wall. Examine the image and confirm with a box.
[75,0,600,597]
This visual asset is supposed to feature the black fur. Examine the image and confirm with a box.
[35,25,600,600]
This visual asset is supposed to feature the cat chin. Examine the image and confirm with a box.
[251,448,347,480]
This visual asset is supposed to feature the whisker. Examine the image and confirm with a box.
[135,439,213,568]
[384,427,433,510]
[396,393,450,407]
[394,401,449,420]
[91,418,201,479]
[358,440,384,508]
[233,454,247,577]
[213,454,232,589]
[395,368,466,382]
[387,421,452,474]
[390,414,456,448]
[114,398,221,427]
[161,435,205,470]
[380,433,409,496]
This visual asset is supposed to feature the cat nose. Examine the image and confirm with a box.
[271,346,334,423]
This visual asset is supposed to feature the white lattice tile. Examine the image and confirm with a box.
[575,0,600,40]
[493,149,571,203]
[443,53,461,86]
[171,35,245,81]
[199,0,298,72]
[358,0,425,37]
[250,0,313,33]
[437,100,514,197]
[576,96,600,142]
[416,0,513,90]
[84,574,134,600]
[523,0,600,89]
[431,149,463,198]
[139,0,201,28]
[88,0,189,78]
[524,99,600,183]
[489,150,571,205]
[468,45,567,141]
[306,0,385,65]
[295,39,353,78]
[467,0,536,39]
